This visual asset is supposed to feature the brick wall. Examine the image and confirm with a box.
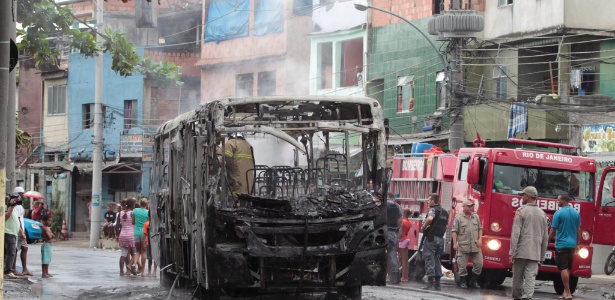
[145,50,200,78]
[71,0,202,16]
[372,0,484,27]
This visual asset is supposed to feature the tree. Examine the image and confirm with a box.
[17,0,181,85]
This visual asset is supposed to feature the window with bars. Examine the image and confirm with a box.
[236,73,254,97]
[83,104,107,129]
[124,100,138,132]
[493,66,508,99]
[498,0,513,7]
[397,76,415,113]
[47,85,67,116]
[257,71,276,96]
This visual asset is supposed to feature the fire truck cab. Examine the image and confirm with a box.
[390,139,611,295]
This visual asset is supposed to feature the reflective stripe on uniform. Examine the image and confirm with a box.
[224,150,253,159]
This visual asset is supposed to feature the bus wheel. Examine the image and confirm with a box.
[160,270,175,289]
[409,258,426,282]
[339,286,362,300]
[553,274,578,295]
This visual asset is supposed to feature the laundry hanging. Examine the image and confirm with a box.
[507,102,528,139]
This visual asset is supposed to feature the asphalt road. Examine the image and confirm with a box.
[5,240,615,300]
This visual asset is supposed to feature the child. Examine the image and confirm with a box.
[142,220,157,277]
[41,215,54,278]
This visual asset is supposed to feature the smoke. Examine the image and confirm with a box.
[246,134,297,166]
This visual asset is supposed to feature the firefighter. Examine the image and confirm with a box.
[421,193,449,291]
[509,186,549,300]
[452,199,483,289]
[224,133,255,196]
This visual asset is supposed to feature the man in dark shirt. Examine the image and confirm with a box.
[102,204,117,238]
[385,192,402,284]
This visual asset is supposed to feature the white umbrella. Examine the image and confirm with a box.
[23,191,44,200]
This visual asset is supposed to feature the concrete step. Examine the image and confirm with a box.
[71,231,90,239]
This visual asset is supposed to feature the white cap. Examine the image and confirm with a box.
[13,187,25,194]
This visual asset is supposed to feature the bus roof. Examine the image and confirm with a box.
[157,96,383,136]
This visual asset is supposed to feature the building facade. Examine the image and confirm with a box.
[197,0,312,101]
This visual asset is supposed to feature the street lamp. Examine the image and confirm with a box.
[354,0,447,70]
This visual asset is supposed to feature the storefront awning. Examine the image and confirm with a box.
[27,162,141,175]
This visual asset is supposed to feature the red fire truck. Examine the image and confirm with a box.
[390,139,612,295]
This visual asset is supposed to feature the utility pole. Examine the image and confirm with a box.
[0,1,14,297]
[7,2,17,193]
[448,38,464,151]
[90,0,104,247]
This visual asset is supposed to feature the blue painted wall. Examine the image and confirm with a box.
[67,51,145,159]
[67,51,145,218]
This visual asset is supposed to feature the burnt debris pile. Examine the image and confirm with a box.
[238,186,378,218]
[290,186,377,217]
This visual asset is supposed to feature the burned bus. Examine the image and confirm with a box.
[149,96,388,299]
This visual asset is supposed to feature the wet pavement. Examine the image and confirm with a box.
[5,239,192,300]
[5,239,615,299]
[371,274,615,300]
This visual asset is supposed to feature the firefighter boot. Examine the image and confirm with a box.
[469,273,480,289]
[421,277,434,290]
[434,276,442,291]
[459,275,468,288]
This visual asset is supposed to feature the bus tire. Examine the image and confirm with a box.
[339,285,362,300]
[553,274,578,295]
[160,270,175,289]
[409,258,426,281]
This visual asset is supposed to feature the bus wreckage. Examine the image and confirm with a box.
[150,96,389,299]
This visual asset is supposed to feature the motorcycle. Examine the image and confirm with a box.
[605,246,615,275]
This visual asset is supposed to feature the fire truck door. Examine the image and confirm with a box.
[594,167,615,245]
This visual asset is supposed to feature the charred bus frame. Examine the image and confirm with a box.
[149,96,389,299]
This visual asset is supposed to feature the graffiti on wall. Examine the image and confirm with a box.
[582,124,615,153]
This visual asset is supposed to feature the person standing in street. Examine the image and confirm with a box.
[549,193,580,299]
[132,198,149,277]
[12,187,33,276]
[421,193,449,291]
[510,186,549,300]
[385,192,402,284]
[398,208,413,282]
[452,199,483,289]
[5,194,26,278]
[118,198,136,276]
[40,214,55,278]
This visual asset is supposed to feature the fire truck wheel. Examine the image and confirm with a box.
[477,271,506,288]
[552,274,578,295]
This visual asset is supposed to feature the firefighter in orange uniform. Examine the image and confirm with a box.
[224,133,255,196]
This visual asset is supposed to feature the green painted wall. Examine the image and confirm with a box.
[600,40,615,98]
[367,20,447,135]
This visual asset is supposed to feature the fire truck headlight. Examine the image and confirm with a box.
[582,230,590,241]
[578,248,589,259]
[487,239,501,251]
[490,222,501,232]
